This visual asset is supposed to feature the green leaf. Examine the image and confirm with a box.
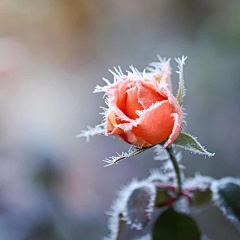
[152,207,201,240]
[126,185,156,229]
[213,177,240,227]
[173,133,214,157]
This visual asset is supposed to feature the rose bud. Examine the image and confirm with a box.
[105,65,183,148]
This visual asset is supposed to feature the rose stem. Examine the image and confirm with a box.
[165,145,182,197]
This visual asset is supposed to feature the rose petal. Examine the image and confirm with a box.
[163,113,181,148]
[133,101,174,146]
[138,83,166,109]
[125,86,144,119]
[106,111,151,147]
[116,79,131,113]
[118,131,151,147]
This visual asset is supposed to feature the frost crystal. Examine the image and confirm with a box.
[147,55,171,73]
[76,125,105,142]
[103,146,150,167]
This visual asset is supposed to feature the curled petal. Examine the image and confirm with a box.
[163,113,181,148]
[133,101,174,146]
[125,86,143,119]
[138,84,167,109]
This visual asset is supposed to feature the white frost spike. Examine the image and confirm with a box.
[94,78,112,94]
[76,125,105,142]
[153,145,169,161]
[94,67,125,95]
[109,68,123,84]
[175,56,187,106]
[148,56,171,71]
[127,65,143,78]
[103,147,149,167]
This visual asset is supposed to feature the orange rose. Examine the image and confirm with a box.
[105,64,183,148]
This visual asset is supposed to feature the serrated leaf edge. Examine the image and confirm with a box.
[174,132,215,157]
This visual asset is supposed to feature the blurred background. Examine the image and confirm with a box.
[0,0,240,239]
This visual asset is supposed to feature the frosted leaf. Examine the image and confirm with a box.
[211,177,240,230]
[104,196,127,240]
[173,132,215,157]
[175,56,187,106]
[126,182,157,230]
[104,180,156,240]
[76,125,105,142]
[103,146,151,167]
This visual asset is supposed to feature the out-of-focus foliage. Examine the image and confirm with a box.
[152,207,200,240]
